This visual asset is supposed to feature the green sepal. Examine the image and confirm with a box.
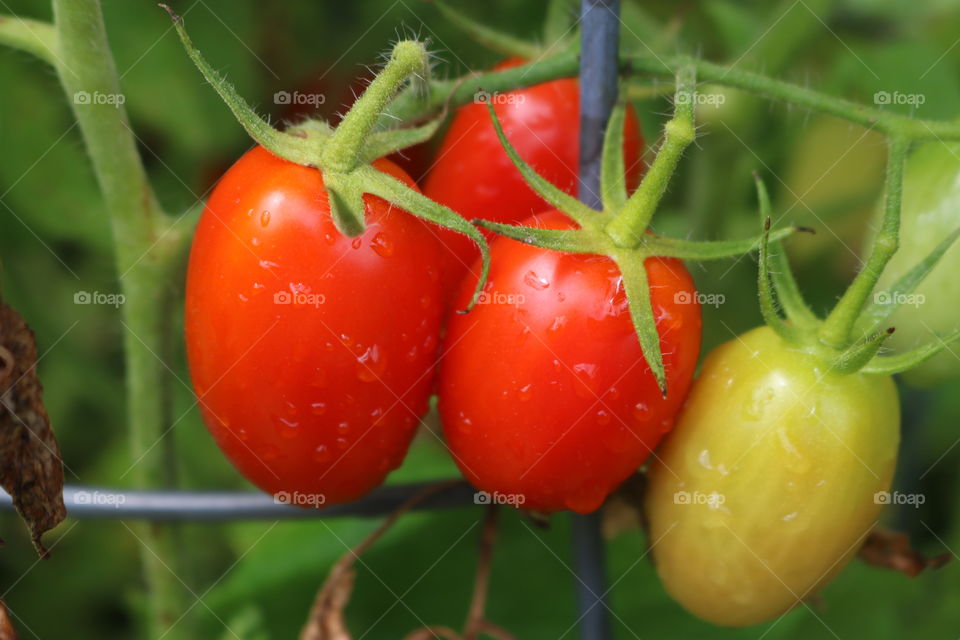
[322,171,367,237]
[433,0,540,59]
[357,166,490,311]
[612,251,667,396]
[645,226,799,260]
[475,220,607,254]
[600,101,629,212]
[857,226,960,337]
[359,114,444,165]
[758,217,807,345]
[286,118,333,142]
[485,103,597,224]
[753,173,819,328]
[861,328,960,376]
[162,5,317,166]
[831,328,895,375]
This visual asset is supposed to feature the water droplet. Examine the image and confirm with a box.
[251,282,265,296]
[524,270,549,290]
[259,210,272,227]
[596,410,610,425]
[458,412,473,433]
[237,293,249,302]
[351,237,362,249]
[324,232,336,245]
[406,345,418,362]
[548,316,568,333]
[251,237,261,247]
[236,427,249,441]
[335,436,349,449]
[337,421,350,434]
[314,445,332,462]
[572,363,599,398]
[370,232,394,258]
[517,383,533,401]
[357,344,387,382]
[246,208,255,217]
[274,415,300,438]
[309,402,327,415]
[259,259,279,271]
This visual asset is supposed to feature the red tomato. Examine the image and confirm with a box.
[438,211,701,513]
[185,146,444,505]
[423,58,645,295]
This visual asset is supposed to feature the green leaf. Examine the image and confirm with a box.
[359,114,444,165]
[475,220,607,253]
[485,103,597,224]
[612,252,667,396]
[758,217,807,344]
[358,166,490,311]
[831,328,895,375]
[323,171,367,237]
[645,226,797,260]
[754,174,819,327]
[162,4,317,166]
[862,328,960,376]
[858,226,960,336]
[600,101,629,211]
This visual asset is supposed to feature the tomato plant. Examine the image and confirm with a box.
[645,325,899,626]
[185,147,444,504]
[423,58,645,292]
[440,210,701,513]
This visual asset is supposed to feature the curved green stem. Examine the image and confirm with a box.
[54,0,189,637]
[819,137,909,348]
[862,328,960,376]
[758,218,806,345]
[599,101,628,211]
[433,0,540,59]
[645,226,797,260]
[0,14,58,65]
[322,40,428,172]
[605,65,696,248]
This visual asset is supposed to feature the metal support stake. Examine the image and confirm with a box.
[573,1,620,639]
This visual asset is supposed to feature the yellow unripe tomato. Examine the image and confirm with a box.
[645,326,900,627]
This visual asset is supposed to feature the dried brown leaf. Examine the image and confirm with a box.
[0,601,18,640]
[0,301,66,557]
[859,527,951,577]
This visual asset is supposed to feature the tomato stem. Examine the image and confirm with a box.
[0,14,57,65]
[433,0,541,59]
[604,66,696,248]
[819,137,910,349]
[321,40,429,173]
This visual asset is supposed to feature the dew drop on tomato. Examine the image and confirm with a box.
[259,210,271,227]
[524,270,550,290]
[370,232,394,258]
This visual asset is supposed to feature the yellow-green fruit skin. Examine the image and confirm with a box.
[645,326,900,627]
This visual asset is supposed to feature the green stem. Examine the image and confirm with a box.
[322,40,428,172]
[0,14,57,65]
[819,137,909,348]
[433,0,540,59]
[52,0,188,637]
[605,66,696,248]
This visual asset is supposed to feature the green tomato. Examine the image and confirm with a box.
[873,141,960,386]
[645,326,899,627]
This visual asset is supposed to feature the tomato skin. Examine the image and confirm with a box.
[185,146,444,505]
[873,141,960,386]
[423,59,645,294]
[439,211,701,513]
[645,326,899,627]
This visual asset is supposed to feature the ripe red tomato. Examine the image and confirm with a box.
[438,211,701,513]
[423,58,645,294]
[185,146,444,505]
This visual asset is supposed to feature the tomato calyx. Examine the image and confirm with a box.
[475,66,800,395]
[163,6,491,310]
[752,172,960,376]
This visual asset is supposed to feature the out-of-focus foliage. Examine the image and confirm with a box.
[1,0,960,638]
